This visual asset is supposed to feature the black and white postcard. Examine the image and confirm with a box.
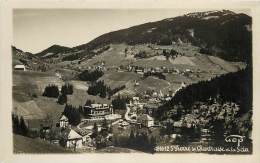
[0,0,260,163]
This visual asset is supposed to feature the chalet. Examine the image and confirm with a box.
[60,128,83,149]
[173,120,183,128]
[127,65,132,71]
[144,102,159,116]
[134,80,140,86]
[155,67,161,73]
[76,128,93,146]
[132,97,140,104]
[59,115,69,128]
[137,114,154,128]
[83,104,113,119]
[152,91,158,98]
[136,69,144,74]
[14,64,26,71]
[55,72,62,79]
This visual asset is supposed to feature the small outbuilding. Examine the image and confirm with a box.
[137,114,154,128]
[14,64,26,71]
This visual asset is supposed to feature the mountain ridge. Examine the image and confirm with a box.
[71,10,251,63]
[13,10,252,64]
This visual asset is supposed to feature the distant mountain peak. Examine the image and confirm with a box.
[35,44,71,57]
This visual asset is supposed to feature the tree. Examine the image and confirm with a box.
[87,81,108,98]
[112,95,129,110]
[57,93,67,105]
[61,83,73,95]
[78,70,104,82]
[85,99,93,106]
[62,104,81,126]
[149,136,157,153]
[12,113,19,133]
[128,130,136,147]
[101,119,109,137]
[135,51,147,58]
[92,122,98,138]
[19,116,28,136]
[210,119,225,144]
[42,85,59,98]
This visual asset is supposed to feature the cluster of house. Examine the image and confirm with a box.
[118,65,182,75]
[125,96,155,128]
[141,83,186,103]
[43,98,156,150]
[40,115,94,150]
[39,101,124,151]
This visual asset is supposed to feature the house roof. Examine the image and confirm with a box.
[138,114,154,121]
[61,128,82,140]
[14,64,25,68]
[173,121,183,127]
[60,115,68,121]
[74,128,92,136]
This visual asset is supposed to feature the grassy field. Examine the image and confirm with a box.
[13,71,63,102]
[99,71,141,89]
[13,134,74,153]
[67,89,112,106]
[13,71,65,128]
[137,76,170,94]
[78,44,134,68]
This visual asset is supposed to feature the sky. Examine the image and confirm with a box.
[13,9,250,54]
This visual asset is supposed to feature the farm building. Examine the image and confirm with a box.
[137,114,154,127]
[14,64,26,71]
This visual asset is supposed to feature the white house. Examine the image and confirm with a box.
[132,97,140,104]
[61,128,83,149]
[137,114,154,127]
[59,115,69,128]
[14,64,26,71]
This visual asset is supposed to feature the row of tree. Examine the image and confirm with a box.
[112,130,156,153]
[87,81,109,98]
[127,130,157,153]
[78,70,104,82]
[87,81,125,98]
[162,49,179,60]
[143,71,166,80]
[42,83,74,105]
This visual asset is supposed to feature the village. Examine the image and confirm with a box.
[12,58,230,153]
[12,51,243,153]
[27,81,189,152]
